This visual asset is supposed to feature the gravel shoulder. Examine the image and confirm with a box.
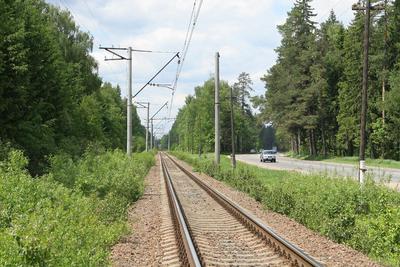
[171,155,382,267]
[110,156,162,266]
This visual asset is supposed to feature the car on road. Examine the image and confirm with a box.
[260,150,277,163]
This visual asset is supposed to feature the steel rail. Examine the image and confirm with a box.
[160,155,201,267]
[164,153,323,267]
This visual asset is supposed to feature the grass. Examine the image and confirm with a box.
[286,152,400,169]
[0,147,154,266]
[171,151,400,266]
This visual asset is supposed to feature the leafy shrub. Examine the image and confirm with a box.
[172,151,400,266]
[0,149,154,266]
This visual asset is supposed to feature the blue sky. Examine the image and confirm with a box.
[46,0,356,137]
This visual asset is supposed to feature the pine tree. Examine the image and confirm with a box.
[262,0,318,155]
[317,11,345,155]
[336,12,364,156]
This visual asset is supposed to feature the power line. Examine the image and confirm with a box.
[168,0,204,117]
[133,53,180,98]
[180,1,197,62]
[175,0,204,86]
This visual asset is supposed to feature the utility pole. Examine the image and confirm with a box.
[382,0,388,124]
[352,0,385,183]
[100,46,133,155]
[150,118,154,150]
[146,102,150,151]
[127,47,132,155]
[230,85,236,168]
[215,52,221,165]
[168,132,171,151]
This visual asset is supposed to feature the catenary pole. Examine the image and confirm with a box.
[230,85,236,168]
[151,118,154,150]
[215,52,220,165]
[146,103,150,151]
[134,101,149,152]
[99,46,133,156]
[127,47,133,155]
[359,0,370,184]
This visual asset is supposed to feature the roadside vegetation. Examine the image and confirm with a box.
[0,146,154,266]
[172,151,400,266]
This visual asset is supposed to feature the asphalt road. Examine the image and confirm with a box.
[236,154,400,184]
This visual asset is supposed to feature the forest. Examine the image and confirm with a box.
[258,0,400,159]
[0,0,146,174]
[168,0,400,161]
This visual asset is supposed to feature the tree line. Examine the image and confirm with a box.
[162,73,260,154]
[0,0,146,174]
[256,0,400,160]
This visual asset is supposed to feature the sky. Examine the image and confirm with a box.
[47,0,357,137]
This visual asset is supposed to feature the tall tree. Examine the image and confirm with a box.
[316,11,345,155]
[262,0,318,155]
[233,72,257,152]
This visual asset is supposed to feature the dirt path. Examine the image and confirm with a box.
[110,156,163,266]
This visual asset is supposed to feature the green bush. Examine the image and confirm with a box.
[172,151,400,266]
[0,149,154,266]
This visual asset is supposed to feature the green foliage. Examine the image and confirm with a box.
[261,0,323,156]
[172,151,400,266]
[0,148,154,266]
[0,1,146,174]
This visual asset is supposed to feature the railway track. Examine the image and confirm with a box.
[160,153,323,267]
